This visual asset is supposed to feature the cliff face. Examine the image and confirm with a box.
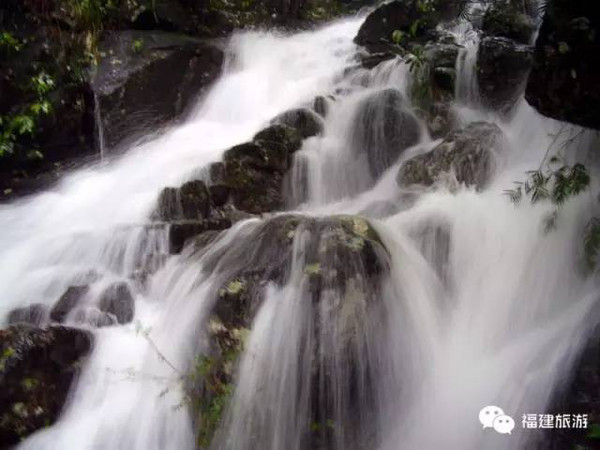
[525,0,600,130]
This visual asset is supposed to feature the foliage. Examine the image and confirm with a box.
[0,72,55,159]
[504,126,599,271]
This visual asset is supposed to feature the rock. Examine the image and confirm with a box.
[98,282,135,325]
[477,36,533,115]
[168,218,232,254]
[207,163,230,208]
[270,108,324,139]
[92,31,224,149]
[205,214,389,329]
[525,0,600,130]
[222,124,303,214]
[253,123,303,157]
[155,179,211,221]
[351,88,422,179]
[7,304,49,326]
[353,0,461,53]
[50,285,90,323]
[412,43,461,138]
[357,51,398,69]
[481,2,537,44]
[312,95,330,117]
[397,122,504,190]
[202,214,391,448]
[0,325,93,446]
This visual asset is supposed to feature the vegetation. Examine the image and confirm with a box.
[504,126,600,271]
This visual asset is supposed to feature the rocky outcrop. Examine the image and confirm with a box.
[353,0,461,53]
[525,0,600,130]
[397,122,504,190]
[155,180,211,221]
[92,31,224,149]
[97,282,135,325]
[7,304,49,326]
[50,285,90,323]
[481,2,537,44]
[351,88,422,179]
[223,124,303,214]
[477,36,533,114]
[0,325,93,446]
[205,214,389,328]
[271,108,324,139]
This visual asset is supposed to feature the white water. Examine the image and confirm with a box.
[1,10,598,450]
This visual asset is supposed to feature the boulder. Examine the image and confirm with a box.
[50,285,90,323]
[397,122,504,190]
[208,163,230,208]
[222,124,303,214]
[168,218,232,254]
[477,36,533,114]
[270,108,323,139]
[205,214,389,329]
[155,179,211,221]
[525,0,600,130]
[98,282,135,325]
[353,0,461,53]
[0,325,93,446]
[92,31,224,149]
[202,214,391,448]
[351,88,421,179]
[7,304,48,326]
[481,2,537,44]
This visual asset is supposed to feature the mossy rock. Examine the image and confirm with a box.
[0,325,93,446]
[482,2,536,44]
[397,121,504,190]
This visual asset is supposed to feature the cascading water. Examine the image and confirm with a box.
[1,8,598,450]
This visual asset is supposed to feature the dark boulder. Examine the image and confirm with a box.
[0,325,93,446]
[98,282,135,325]
[397,122,504,190]
[155,179,211,221]
[222,124,303,214]
[525,0,600,130]
[92,31,223,150]
[208,163,230,208]
[351,88,422,179]
[205,214,389,329]
[168,218,232,254]
[477,36,533,114]
[312,95,331,117]
[7,304,49,326]
[481,2,537,44]
[271,108,323,139]
[354,0,461,53]
[50,285,90,323]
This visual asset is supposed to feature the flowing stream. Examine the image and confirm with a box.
[1,11,599,450]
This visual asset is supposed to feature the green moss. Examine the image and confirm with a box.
[304,262,321,275]
[219,279,246,297]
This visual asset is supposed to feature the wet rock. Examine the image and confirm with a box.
[98,282,135,325]
[7,304,49,326]
[92,31,224,149]
[169,218,232,254]
[0,325,93,446]
[357,51,398,70]
[397,122,504,190]
[271,108,324,139]
[477,36,533,115]
[206,214,389,329]
[208,162,230,208]
[353,0,460,53]
[50,285,90,323]
[481,2,537,44]
[312,95,330,117]
[155,179,211,221]
[351,88,421,179]
[222,124,303,214]
[525,0,600,130]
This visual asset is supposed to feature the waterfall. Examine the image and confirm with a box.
[1,11,598,450]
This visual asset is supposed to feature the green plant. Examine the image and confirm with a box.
[132,38,144,53]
